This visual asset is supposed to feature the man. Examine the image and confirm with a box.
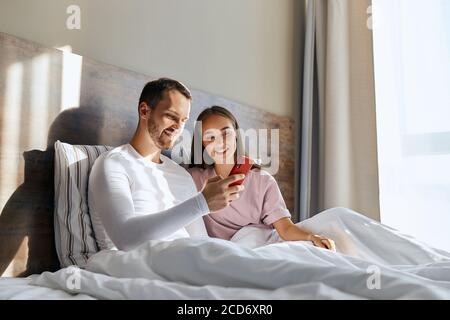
[88,78,245,251]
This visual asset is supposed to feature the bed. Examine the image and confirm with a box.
[1,32,450,300]
[2,207,450,300]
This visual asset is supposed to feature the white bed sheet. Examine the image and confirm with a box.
[0,276,94,300]
[2,207,450,300]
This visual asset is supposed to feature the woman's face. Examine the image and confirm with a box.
[201,114,237,165]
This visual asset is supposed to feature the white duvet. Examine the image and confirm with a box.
[29,207,450,299]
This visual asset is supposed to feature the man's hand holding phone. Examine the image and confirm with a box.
[201,156,253,212]
[201,174,245,212]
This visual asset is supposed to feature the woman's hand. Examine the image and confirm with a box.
[308,234,336,252]
[273,219,337,252]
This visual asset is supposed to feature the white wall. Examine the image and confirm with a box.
[0,0,302,118]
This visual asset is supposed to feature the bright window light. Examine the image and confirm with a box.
[373,0,450,251]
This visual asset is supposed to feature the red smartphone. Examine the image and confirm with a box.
[228,156,254,187]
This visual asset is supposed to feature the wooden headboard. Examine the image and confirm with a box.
[0,32,295,277]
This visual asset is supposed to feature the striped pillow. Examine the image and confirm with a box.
[54,140,113,268]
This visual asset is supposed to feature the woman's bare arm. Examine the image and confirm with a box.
[273,217,336,251]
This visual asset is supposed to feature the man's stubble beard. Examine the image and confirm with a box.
[147,117,174,150]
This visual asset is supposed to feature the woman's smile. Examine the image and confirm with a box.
[214,146,229,155]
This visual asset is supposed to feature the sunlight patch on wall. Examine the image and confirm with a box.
[57,45,82,111]
[29,54,50,150]
[2,236,28,277]
[1,63,23,207]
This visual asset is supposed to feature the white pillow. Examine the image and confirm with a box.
[53,140,113,267]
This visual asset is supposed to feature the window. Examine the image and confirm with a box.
[373,0,450,251]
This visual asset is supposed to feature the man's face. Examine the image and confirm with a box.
[146,90,191,150]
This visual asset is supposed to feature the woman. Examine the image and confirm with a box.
[188,106,336,251]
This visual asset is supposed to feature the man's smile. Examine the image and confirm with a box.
[163,128,177,138]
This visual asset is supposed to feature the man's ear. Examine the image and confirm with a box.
[138,102,151,120]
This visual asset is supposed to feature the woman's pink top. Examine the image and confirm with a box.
[188,166,291,240]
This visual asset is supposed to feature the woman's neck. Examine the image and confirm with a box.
[214,163,235,178]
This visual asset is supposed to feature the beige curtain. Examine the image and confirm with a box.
[298,0,380,221]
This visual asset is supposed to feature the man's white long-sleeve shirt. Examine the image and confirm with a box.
[88,143,209,251]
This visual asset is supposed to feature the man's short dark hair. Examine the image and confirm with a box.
[139,78,192,109]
